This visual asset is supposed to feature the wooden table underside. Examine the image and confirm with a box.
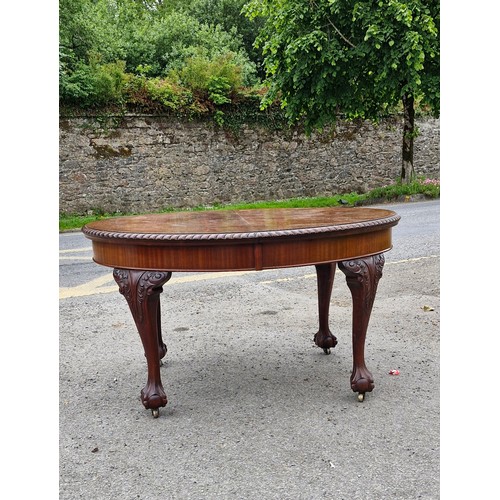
[83,207,400,417]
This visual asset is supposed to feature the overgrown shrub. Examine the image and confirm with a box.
[144,77,194,110]
[176,53,243,104]
[60,55,128,107]
[59,0,260,109]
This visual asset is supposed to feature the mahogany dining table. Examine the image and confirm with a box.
[83,206,400,417]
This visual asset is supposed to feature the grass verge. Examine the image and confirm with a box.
[59,177,439,232]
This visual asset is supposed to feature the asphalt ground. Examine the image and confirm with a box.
[58,226,440,499]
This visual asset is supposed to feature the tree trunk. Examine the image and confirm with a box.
[401,92,416,184]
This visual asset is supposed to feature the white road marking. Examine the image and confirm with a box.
[59,247,94,261]
[59,256,94,261]
[59,247,92,253]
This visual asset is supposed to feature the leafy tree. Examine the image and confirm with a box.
[59,0,130,64]
[187,0,266,75]
[244,0,440,182]
[59,0,258,77]
[59,0,260,105]
[136,11,257,82]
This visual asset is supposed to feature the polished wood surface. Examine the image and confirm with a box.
[83,207,400,271]
[82,207,400,416]
[83,207,397,236]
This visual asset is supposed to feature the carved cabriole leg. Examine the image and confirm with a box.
[314,263,338,354]
[338,254,385,401]
[113,269,172,416]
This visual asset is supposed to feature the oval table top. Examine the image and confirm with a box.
[82,207,400,272]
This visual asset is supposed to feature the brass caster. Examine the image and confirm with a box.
[357,393,364,402]
[152,408,160,418]
[323,348,331,355]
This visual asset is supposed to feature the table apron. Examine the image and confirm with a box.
[90,228,393,271]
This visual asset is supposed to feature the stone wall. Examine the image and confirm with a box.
[59,115,439,214]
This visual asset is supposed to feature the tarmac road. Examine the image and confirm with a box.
[59,200,440,499]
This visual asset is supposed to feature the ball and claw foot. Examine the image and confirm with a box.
[152,408,160,418]
[314,330,337,355]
